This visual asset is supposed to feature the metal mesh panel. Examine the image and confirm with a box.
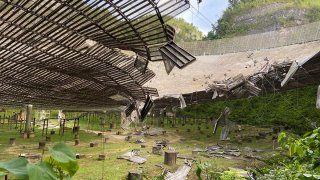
[0,0,190,109]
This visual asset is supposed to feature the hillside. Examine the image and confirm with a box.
[208,0,320,39]
[168,18,203,42]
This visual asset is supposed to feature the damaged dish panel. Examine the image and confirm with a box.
[0,0,194,109]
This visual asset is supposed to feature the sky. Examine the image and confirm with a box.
[178,0,230,35]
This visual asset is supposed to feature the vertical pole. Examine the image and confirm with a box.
[33,118,35,132]
[46,119,48,136]
[59,119,61,135]
[62,119,65,135]
[42,119,45,137]
[73,118,76,133]
[25,104,32,133]
[316,85,320,109]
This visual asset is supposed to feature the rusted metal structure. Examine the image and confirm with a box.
[0,0,195,110]
[153,51,320,109]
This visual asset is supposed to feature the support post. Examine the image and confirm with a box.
[164,151,177,166]
[24,104,33,138]
[317,85,320,109]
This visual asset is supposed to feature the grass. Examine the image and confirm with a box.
[178,85,320,133]
[0,120,278,179]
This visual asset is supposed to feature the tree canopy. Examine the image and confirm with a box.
[167,18,203,42]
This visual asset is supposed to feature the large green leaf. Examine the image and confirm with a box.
[27,162,58,180]
[49,143,76,163]
[0,171,6,177]
[58,160,79,177]
[196,166,203,180]
[278,132,287,143]
[0,157,28,180]
[48,158,79,177]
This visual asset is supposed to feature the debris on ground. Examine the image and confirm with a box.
[117,151,147,164]
[135,139,145,144]
[165,161,192,180]
[177,155,194,160]
[155,139,170,147]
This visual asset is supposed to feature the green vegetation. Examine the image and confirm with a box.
[0,143,78,180]
[178,85,320,133]
[168,18,203,42]
[257,128,320,179]
[0,121,275,179]
[205,0,320,40]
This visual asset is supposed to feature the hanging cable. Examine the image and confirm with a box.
[188,7,213,28]
[189,3,215,26]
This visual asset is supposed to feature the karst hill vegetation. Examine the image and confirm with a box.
[205,0,320,39]
[168,18,203,42]
[169,0,320,41]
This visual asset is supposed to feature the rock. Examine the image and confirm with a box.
[75,139,80,146]
[155,139,169,147]
[38,142,46,150]
[206,145,223,154]
[76,154,86,159]
[98,154,106,160]
[224,151,241,157]
[128,170,143,180]
[224,149,241,157]
[125,135,132,141]
[244,147,253,152]
[252,149,264,153]
[192,150,198,157]
[136,139,145,144]
[45,136,51,142]
[244,154,264,161]
[90,142,98,147]
[9,138,16,145]
[152,146,163,155]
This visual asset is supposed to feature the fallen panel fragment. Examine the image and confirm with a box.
[165,162,192,180]
[117,151,147,164]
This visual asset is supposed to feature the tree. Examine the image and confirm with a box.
[228,0,241,6]
[167,18,203,42]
